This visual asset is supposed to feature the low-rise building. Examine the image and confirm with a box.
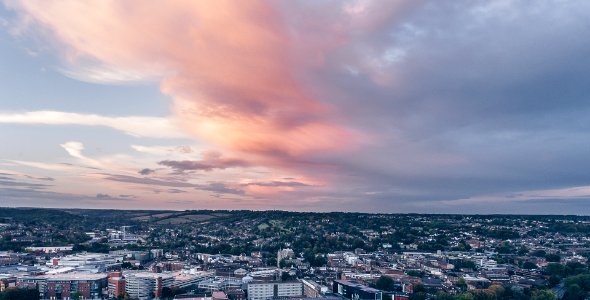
[301,279,322,298]
[45,273,108,300]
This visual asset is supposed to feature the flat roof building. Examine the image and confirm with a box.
[333,280,382,300]
[247,280,303,300]
[124,271,174,300]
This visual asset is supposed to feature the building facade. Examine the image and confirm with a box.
[333,280,382,300]
[247,281,302,300]
[124,272,173,300]
[301,279,322,298]
[108,272,126,299]
[45,273,108,300]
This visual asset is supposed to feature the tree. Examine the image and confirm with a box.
[454,293,475,300]
[470,289,496,300]
[410,284,426,300]
[518,246,529,255]
[116,293,129,300]
[496,241,514,254]
[565,284,583,300]
[532,250,547,257]
[375,276,395,291]
[267,257,277,267]
[522,261,537,269]
[281,271,295,281]
[549,275,561,287]
[279,259,289,268]
[456,278,468,292]
[545,253,561,262]
[462,260,476,270]
[565,274,590,293]
[413,284,426,294]
[436,291,454,300]
[532,289,557,300]
[565,262,586,276]
[406,270,422,277]
[488,285,505,299]
[545,263,565,277]
[0,288,40,300]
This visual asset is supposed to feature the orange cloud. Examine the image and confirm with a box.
[8,0,356,163]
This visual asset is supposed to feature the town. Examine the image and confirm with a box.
[0,208,589,300]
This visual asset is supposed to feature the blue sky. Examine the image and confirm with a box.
[1,1,590,214]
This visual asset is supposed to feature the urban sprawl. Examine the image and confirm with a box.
[0,208,588,300]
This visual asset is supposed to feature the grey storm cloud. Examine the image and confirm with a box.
[195,182,245,196]
[25,175,55,181]
[158,151,248,172]
[283,0,590,213]
[138,168,155,175]
[241,181,310,188]
[0,179,52,189]
[104,174,200,188]
[0,188,135,206]
[103,173,244,196]
[95,193,124,200]
[166,200,195,205]
[134,0,590,213]
[96,193,111,199]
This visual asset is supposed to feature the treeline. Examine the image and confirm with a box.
[433,286,556,300]
[0,288,39,300]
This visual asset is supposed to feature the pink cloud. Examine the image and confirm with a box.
[5,1,419,203]
[7,0,361,161]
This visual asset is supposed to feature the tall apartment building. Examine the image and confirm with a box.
[247,281,302,300]
[124,272,174,300]
[108,272,126,299]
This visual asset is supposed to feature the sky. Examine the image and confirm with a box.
[1,1,590,214]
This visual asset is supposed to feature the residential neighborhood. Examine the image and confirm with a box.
[0,208,589,299]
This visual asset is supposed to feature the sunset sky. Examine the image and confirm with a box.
[1,1,590,213]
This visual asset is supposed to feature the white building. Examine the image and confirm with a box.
[52,252,122,272]
[173,271,213,289]
[198,277,242,292]
[25,246,73,254]
[247,281,302,300]
[124,272,174,300]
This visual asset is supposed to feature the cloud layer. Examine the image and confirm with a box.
[5,0,357,160]
[0,110,186,138]
[3,1,590,213]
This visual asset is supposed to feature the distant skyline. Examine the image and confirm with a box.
[1,1,590,214]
